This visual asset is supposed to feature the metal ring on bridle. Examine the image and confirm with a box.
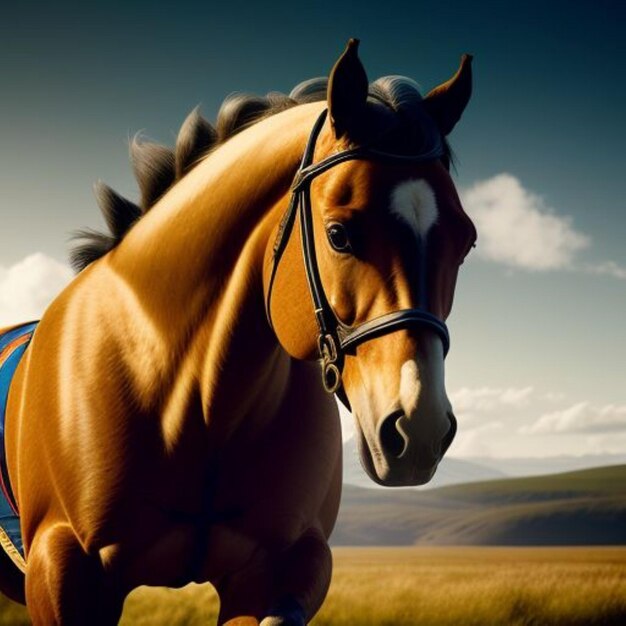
[322,362,342,394]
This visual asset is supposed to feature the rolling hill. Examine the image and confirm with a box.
[332,464,626,546]
[463,453,626,478]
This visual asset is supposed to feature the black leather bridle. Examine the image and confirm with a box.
[266,109,450,410]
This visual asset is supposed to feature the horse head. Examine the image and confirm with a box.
[265,40,476,486]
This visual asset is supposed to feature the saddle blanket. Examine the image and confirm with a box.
[0,321,38,573]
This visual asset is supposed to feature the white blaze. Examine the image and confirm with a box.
[399,359,421,416]
[390,179,438,237]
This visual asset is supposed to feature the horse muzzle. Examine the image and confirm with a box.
[356,409,457,487]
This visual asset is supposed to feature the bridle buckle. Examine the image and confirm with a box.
[317,333,338,364]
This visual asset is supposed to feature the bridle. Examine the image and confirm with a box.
[266,109,450,410]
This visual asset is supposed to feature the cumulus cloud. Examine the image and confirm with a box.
[520,402,626,434]
[583,432,626,455]
[0,253,73,326]
[338,380,626,458]
[449,421,503,457]
[451,386,533,423]
[584,261,626,280]
[462,173,589,271]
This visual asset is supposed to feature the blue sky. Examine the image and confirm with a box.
[1,0,624,459]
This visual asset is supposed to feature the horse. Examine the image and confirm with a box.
[0,39,476,625]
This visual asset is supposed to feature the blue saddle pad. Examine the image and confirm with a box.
[0,321,38,572]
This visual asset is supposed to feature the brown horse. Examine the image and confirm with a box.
[0,40,476,624]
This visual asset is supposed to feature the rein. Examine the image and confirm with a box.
[266,109,450,410]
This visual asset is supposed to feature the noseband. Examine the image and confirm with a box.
[266,109,450,410]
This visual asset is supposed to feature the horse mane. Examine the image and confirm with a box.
[70,75,452,272]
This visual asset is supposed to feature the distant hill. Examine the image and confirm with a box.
[343,439,626,489]
[464,453,626,478]
[342,439,506,489]
[333,464,626,546]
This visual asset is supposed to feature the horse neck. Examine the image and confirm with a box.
[111,102,325,336]
[95,103,325,429]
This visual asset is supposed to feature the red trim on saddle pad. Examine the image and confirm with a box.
[0,334,32,515]
[0,321,39,569]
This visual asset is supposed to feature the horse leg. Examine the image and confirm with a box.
[216,545,275,626]
[213,526,330,626]
[25,523,123,626]
[260,527,332,626]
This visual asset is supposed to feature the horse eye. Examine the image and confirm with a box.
[326,223,352,253]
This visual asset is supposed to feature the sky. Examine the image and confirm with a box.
[1,0,625,460]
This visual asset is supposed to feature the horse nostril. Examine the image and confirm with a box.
[378,410,409,459]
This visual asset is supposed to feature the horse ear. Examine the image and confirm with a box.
[423,54,473,136]
[327,39,369,140]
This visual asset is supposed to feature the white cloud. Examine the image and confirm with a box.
[521,402,626,434]
[448,421,503,457]
[583,432,626,455]
[543,391,566,403]
[462,173,589,271]
[584,261,626,280]
[0,253,73,326]
[338,380,626,459]
[451,386,533,420]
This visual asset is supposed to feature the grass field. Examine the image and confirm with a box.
[1,547,625,625]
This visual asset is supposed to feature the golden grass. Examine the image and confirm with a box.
[0,547,624,625]
[313,547,626,625]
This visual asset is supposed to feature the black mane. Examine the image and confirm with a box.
[70,76,451,272]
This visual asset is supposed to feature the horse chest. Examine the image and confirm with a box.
[210,400,341,535]
[116,408,342,590]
